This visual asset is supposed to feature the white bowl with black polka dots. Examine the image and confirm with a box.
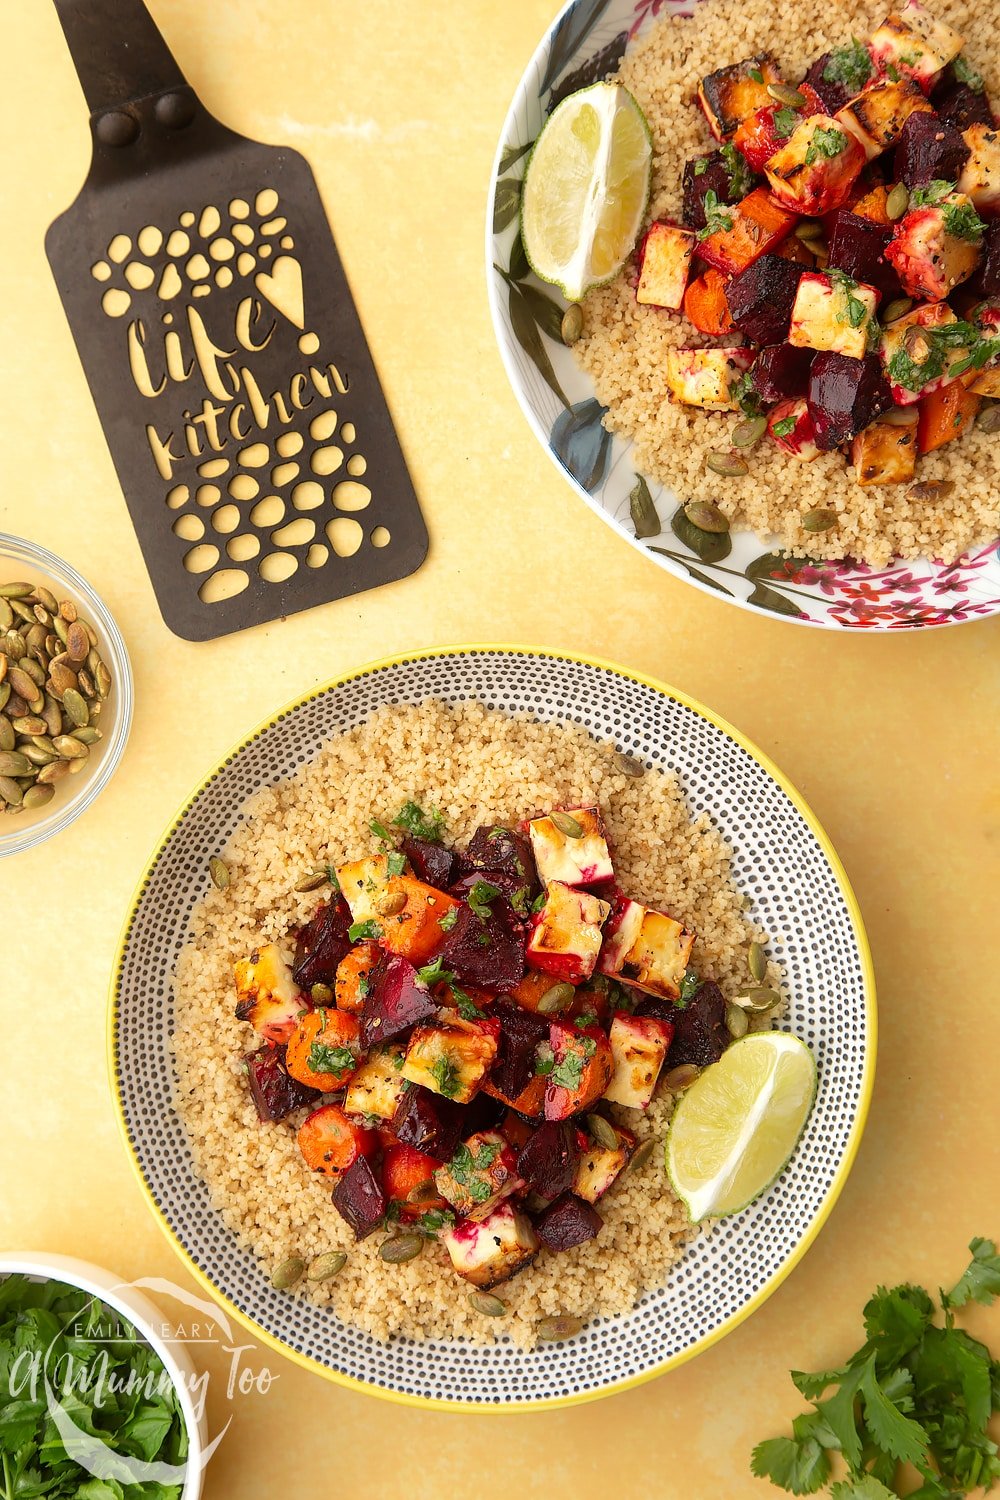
[111,646,876,1409]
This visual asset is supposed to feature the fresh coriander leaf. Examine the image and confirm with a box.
[308,1041,355,1076]
[574,1012,598,1029]
[348,919,381,942]
[773,415,797,438]
[886,63,901,81]
[693,155,710,176]
[430,1056,460,1098]
[387,851,406,878]
[805,126,848,167]
[370,817,392,843]
[468,880,501,919]
[535,1044,555,1076]
[863,1283,934,1368]
[677,968,702,1007]
[440,905,459,932]
[357,973,370,999]
[953,54,984,91]
[456,993,486,1021]
[910,180,954,208]
[749,66,764,84]
[773,106,801,139]
[531,891,547,914]
[418,1209,455,1234]
[942,198,985,242]
[829,1478,897,1500]
[815,1362,866,1472]
[392,800,445,843]
[697,189,735,242]
[720,142,754,198]
[550,1051,586,1091]
[731,370,764,418]
[417,955,453,987]
[325,863,340,890]
[790,1366,851,1400]
[750,1432,830,1495]
[822,38,873,93]
[859,1355,928,1465]
[475,1142,500,1169]
[944,1236,1000,1308]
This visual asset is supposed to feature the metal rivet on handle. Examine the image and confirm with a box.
[154,91,196,129]
[95,110,139,146]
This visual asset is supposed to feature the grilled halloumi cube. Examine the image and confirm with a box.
[852,410,919,484]
[604,1014,674,1110]
[527,881,612,985]
[665,346,754,410]
[401,1024,498,1105]
[697,55,783,142]
[636,222,696,310]
[597,898,646,978]
[441,1203,539,1288]
[527,805,613,888]
[764,115,866,215]
[836,78,934,160]
[234,943,302,1042]
[885,191,984,301]
[767,398,822,460]
[435,1132,521,1221]
[597,899,694,999]
[336,854,392,925]
[880,302,967,404]
[869,2,964,90]
[957,124,1000,213]
[344,1044,407,1121]
[573,1123,637,1203]
[789,271,880,359]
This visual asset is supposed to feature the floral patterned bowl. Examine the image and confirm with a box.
[486,0,1000,630]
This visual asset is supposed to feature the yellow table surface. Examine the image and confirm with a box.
[2,1,999,1494]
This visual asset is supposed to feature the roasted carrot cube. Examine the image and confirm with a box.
[482,1070,547,1118]
[382,1142,448,1216]
[916,379,981,453]
[697,55,783,142]
[297,1104,377,1177]
[695,188,799,276]
[544,1021,614,1121]
[334,940,380,1013]
[284,1007,360,1091]
[378,875,462,964]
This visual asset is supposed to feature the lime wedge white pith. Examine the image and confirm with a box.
[521,83,652,302]
[666,1033,816,1223]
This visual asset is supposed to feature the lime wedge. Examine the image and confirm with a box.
[521,82,652,302]
[666,1032,816,1223]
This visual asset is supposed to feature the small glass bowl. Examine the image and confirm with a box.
[0,533,133,858]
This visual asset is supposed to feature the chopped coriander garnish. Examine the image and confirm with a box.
[348,919,381,941]
[417,955,452,986]
[910,180,955,208]
[677,968,702,1007]
[748,66,764,84]
[430,1055,460,1098]
[886,62,901,81]
[804,125,848,167]
[550,1050,586,1091]
[455,993,486,1020]
[439,905,459,932]
[392,799,445,843]
[887,320,984,392]
[942,198,986,242]
[693,155,710,176]
[720,142,753,199]
[531,891,548,914]
[772,415,797,439]
[821,37,873,93]
[574,1012,598,1029]
[308,1041,355,1076]
[697,189,735,242]
[731,370,764,419]
[357,973,370,999]
[772,106,800,139]
[534,1044,555,1076]
[326,864,340,890]
[468,880,501,920]
[953,53,984,91]
[417,1209,455,1235]
[827,267,869,329]
[370,816,392,843]
[387,850,406,878]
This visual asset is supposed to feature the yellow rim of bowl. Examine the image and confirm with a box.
[108,643,877,1413]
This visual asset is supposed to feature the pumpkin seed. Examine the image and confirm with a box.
[537,1315,583,1342]
[0,600,11,631]
[976,403,1000,434]
[4,632,25,660]
[22,744,56,766]
[767,82,807,107]
[538,981,576,1014]
[406,1178,441,1205]
[726,1001,749,1039]
[294,867,329,893]
[733,985,782,1012]
[0,718,12,752]
[96,661,112,698]
[11,715,46,736]
[22,783,55,810]
[376,889,407,916]
[748,941,768,982]
[20,658,45,688]
[34,585,58,613]
[42,697,61,737]
[32,605,51,628]
[468,1290,507,1318]
[794,219,825,242]
[0,774,23,805]
[77,669,96,699]
[628,1137,656,1173]
[707,450,749,478]
[561,304,584,345]
[802,507,838,533]
[0,750,32,777]
[886,182,910,221]
[908,480,956,502]
[53,735,88,760]
[733,415,767,449]
[882,296,913,324]
[62,688,89,727]
[270,1256,305,1290]
[37,759,71,785]
[65,621,89,662]
[310,983,334,1005]
[379,1233,423,1264]
[881,406,917,426]
[684,500,730,533]
[71,726,102,745]
[308,1251,347,1282]
[0,683,8,715]
[0,582,32,599]
[549,810,584,838]
[10,600,36,624]
[613,750,645,778]
[586,1113,619,1150]
[8,666,38,702]
[48,661,77,695]
[664,1063,701,1091]
[59,598,78,622]
[67,755,89,775]
[209,856,231,890]
[52,615,69,647]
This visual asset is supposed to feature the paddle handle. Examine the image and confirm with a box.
[51,0,188,118]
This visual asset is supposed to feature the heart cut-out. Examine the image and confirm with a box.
[254,254,304,328]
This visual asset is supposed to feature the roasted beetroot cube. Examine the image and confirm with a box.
[458,825,539,907]
[449,869,528,910]
[441,892,526,991]
[808,351,892,451]
[827,212,901,300]
[895,111,971,188]
[751,343,815,403]
[535,1192,603,1252]
[292,895,352,990]
[399,835,454,890]
[359,954,436,1050]
[682,149,751,230]
[932,64,995,130]
[391,1084,465,1162]
[645,980,730,1069]
[243,1045,318,1121]
[968,219,1000,298]
[728,254,806,345]
[462,1089,507,1136]
[489,1001,549,1101]
[516,1120,577,1201]
[802,53,860,115]
[331,1155,385,1240]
